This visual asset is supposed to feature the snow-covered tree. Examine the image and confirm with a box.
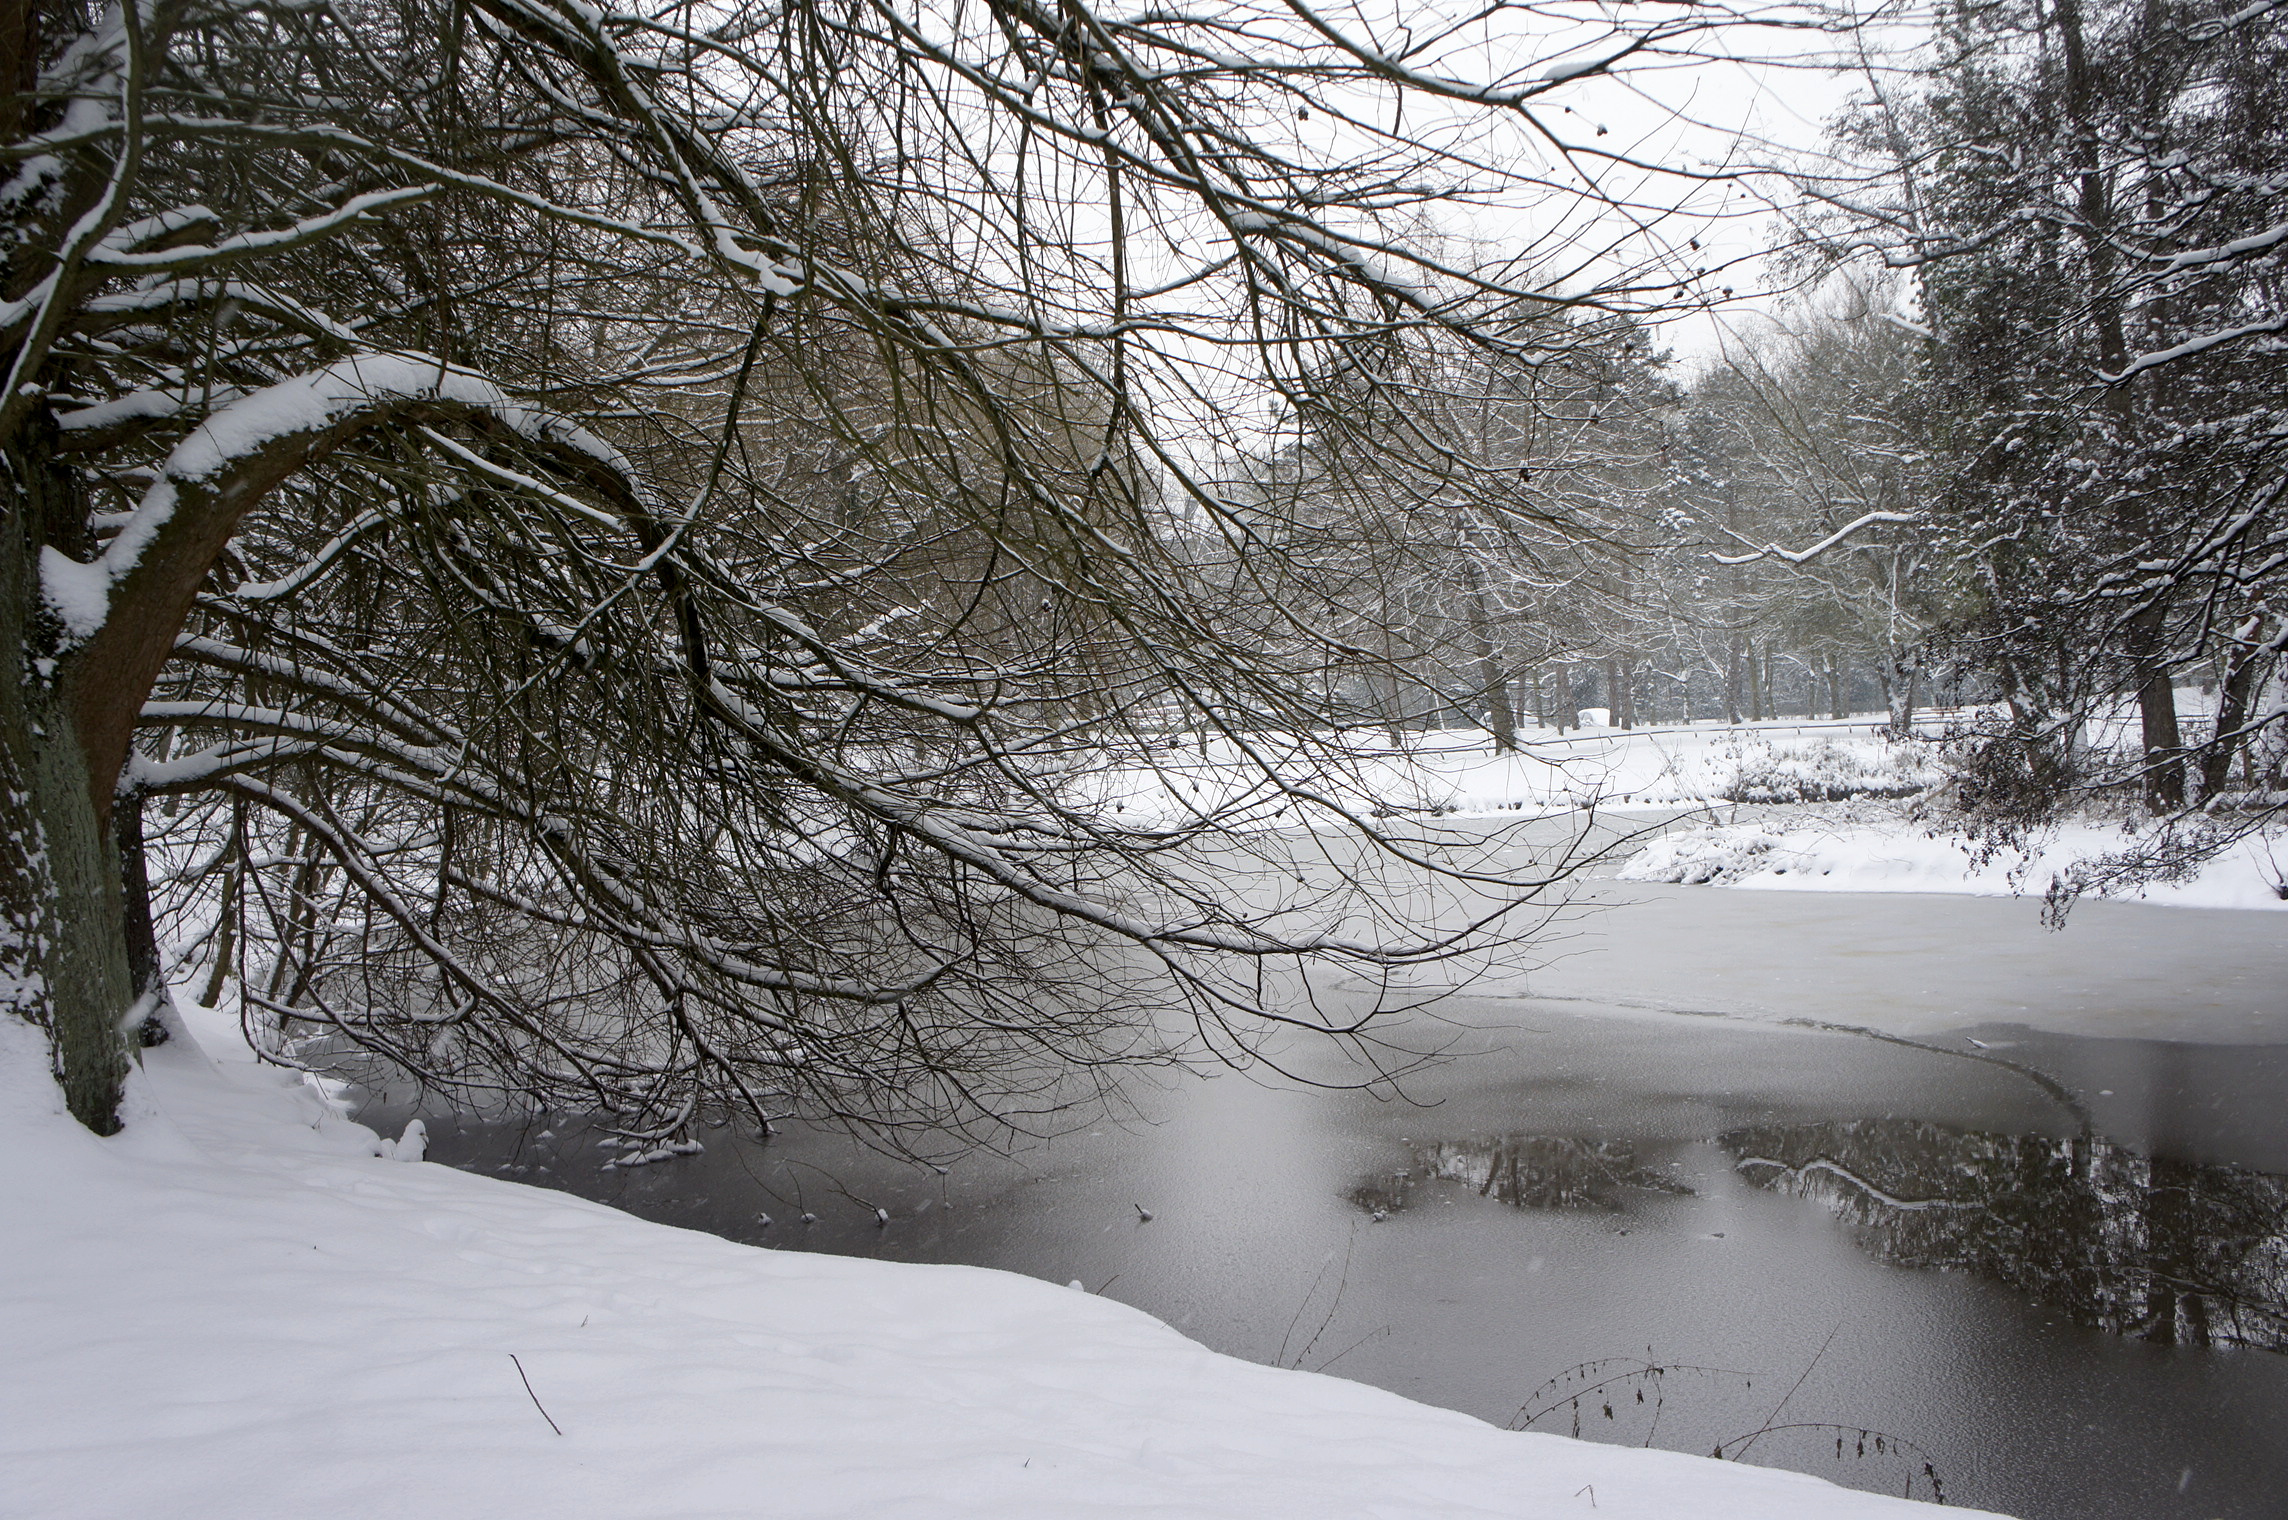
[1804,0,2288,864]
[1671,287,1943,734]
[3,0,1791,1136]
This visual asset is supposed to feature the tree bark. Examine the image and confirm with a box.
[1884,652,1917,739]
[115,792,168,1043]
[4,454,134,1133]
[1460,558,1514,751]
[2127,604,2186,809]
[2196,636,2263,801]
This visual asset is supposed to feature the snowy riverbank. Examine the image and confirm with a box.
[1085,717,1945,825]
[1091,715,2288,911]
[1620,809,2288,912]
[1,1006,2000,1520]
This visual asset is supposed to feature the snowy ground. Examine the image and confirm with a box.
[9,713,2265,1519]
[1620,809,2288,911]
[1,1005,2000,1520]
[1087,717,1945,825]
[1094,714,2285,912]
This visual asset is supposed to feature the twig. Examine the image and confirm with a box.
[509,1353,564,1436]
[1726,1319,1839,1461]
[1276,1250,1340,1367]
[1281,1229,1359,1369]
[1310,1323,1389,1374]
[1510,1355,1749,1432]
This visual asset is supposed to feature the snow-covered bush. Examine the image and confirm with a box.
[1717,740,1942,804]
[1623,823,1810,886]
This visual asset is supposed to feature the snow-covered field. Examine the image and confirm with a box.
[1,1006,1998,1520]
[1096,716,2287,911]
[1090,717,1945,824]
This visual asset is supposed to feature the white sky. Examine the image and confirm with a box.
[1532,20,1911,367]
[1222,0,1927,376]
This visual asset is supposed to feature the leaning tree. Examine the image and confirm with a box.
[3,0,1801,1142]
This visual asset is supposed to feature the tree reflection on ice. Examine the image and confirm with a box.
[1722,1120,2288,1351]
[1350,1135,1693,1218]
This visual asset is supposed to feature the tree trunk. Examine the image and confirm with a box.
[1489,678,1516,750]
[115,794,169,1044]
[2053,0,2190,813]
[2248,657,2288,788]
[1884,652,1917,739]
[2196,632,2263,801]
[2,507,134,1134]
[1377,624,1405,748]
[1460,559,1514,751]
[1605,656,1635,729]
[201,808,243,1009]
[2127,605,2185,810]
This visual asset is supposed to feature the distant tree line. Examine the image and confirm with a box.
[1261,0,2287,904]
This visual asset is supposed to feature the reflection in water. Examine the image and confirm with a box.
[1722,1120,2288,1351]
[1350,1135,1692,1218]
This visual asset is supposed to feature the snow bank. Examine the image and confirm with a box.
[1622,815,2288,912]
[1088,720,1940,826]
[0,1010,1998,1520]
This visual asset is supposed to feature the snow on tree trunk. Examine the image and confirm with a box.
[3,449,134,1133]
[1883,653,1916,741]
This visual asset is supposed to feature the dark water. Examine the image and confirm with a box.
[404,996,2288,1520]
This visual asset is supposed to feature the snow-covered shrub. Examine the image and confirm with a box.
[1621,824,1806,885]
[1717,740,1941,804]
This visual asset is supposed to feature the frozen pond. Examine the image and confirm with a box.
[414,873,2288,1520]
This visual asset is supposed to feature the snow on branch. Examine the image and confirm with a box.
[2100,310,2288,385]
[1541,37,1639,84]
[93,189,439,272]
[42,350,634,644]
[1706,511,1918,566]
[2160,218,2288,275]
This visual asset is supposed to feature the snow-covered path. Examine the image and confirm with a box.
[0,1011,2000,1520]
